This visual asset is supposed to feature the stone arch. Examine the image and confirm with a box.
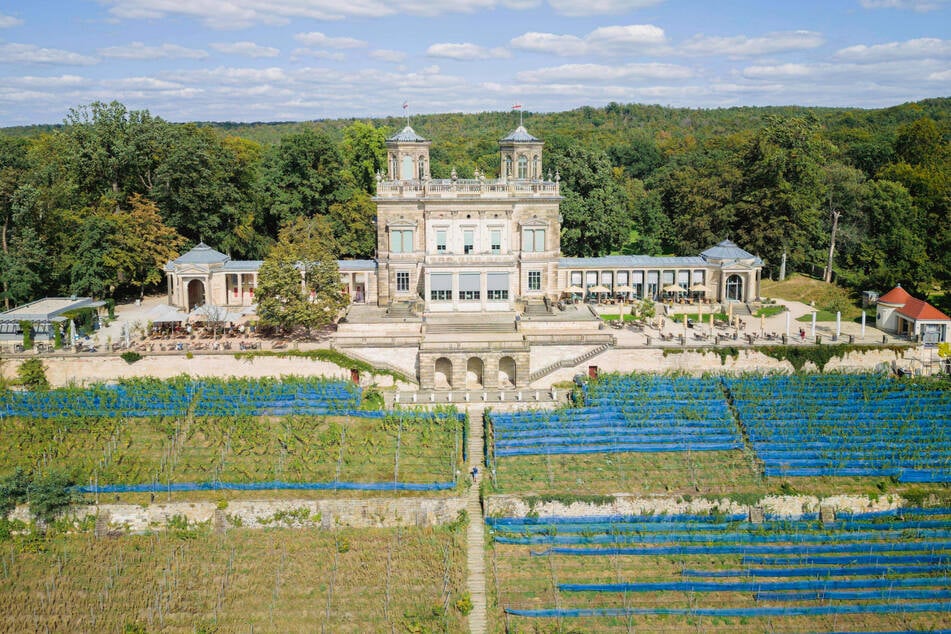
[498,356,516,387]
[187,279,205,311]
[726,274,744,302]
[466,357,484,389]
[434,357,453,389]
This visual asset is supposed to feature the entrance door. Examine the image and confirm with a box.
[187,280,205,311]
[726,274,744,302]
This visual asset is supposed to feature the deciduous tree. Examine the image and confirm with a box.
[256,216,348,334]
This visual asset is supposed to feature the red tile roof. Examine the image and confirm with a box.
[878,285,913,305]
[898,297,951,322]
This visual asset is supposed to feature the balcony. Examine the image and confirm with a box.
[376,178,560,200]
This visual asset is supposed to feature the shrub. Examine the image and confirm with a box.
[454,592,473,616]
[19,320,33,348]
[120,351,142,364]
[17,358,49,390]
[0,468,30,518]
[27,470,78,527]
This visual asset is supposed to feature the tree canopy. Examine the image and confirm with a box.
[0,98,947,307]
[255,216,348,333]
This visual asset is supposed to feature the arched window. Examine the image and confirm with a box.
[505,155,513,178]
[726,274,744,301]
[401,155,413,180]
[532,155,540,179]
[417,155,425,179]
[517,156,528,179]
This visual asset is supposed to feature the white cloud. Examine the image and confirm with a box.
[426,43,510,60]
[547,0,665,16]
[0,12,23,27]
[9,74,87,87]
[680,31,824,57]
[835,37,951,62]
[294,31,367,49]
[99,42,208,59]
[100,0,540,28]
[211,41,280,58]
[105,77,186,90]
[586,24,666,48]
[741,59,948,85]
[510,32,587,55]
[0,43,98,65]
[370,49,408,63]
[517,62,692,82]
[290,48,346,61]
[859,0,948,11]
[510,24,666,56]
[169,66,290,85]
[929,68,951,80]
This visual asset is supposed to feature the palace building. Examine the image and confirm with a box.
[165,123,762,314]
[163,123,765,388]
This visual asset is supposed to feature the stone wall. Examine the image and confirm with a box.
[0,353,407,388]
[485,493,904,521]
[533,345,910,386]
[11,496,467,533]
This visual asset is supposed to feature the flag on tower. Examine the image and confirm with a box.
[512,103,522,110]
[402,101,408,110]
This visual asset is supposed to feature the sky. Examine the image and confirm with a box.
[0,0,948,127]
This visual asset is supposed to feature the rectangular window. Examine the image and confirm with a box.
[522,228,546,253]
[570,271,583,286]
[391,230,413,254]
[487,272,509,300]
[534,229,545,252]
[459,273,480,300]
[678,271,690,289]
[396,271,410,292]
[429,273,452,301]
[435,229,447,252]
[490,229,501,254]
[617,271,628,285]
[528,271,541,291]
[463,230,474,255]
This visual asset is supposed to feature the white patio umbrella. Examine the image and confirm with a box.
[614,285,635,294]
[564,285,584,294]
[589,285,611,294]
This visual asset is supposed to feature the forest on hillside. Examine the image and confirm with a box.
[0,98,948,311]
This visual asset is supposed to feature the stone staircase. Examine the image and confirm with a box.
[465,405,488,634]
[729,301,752,317]
[522,300,550,317]
[528,341,614,383]
[386,301,416,318]
[425,316,516,336]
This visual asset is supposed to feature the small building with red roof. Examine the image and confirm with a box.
[876,284,950,344]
